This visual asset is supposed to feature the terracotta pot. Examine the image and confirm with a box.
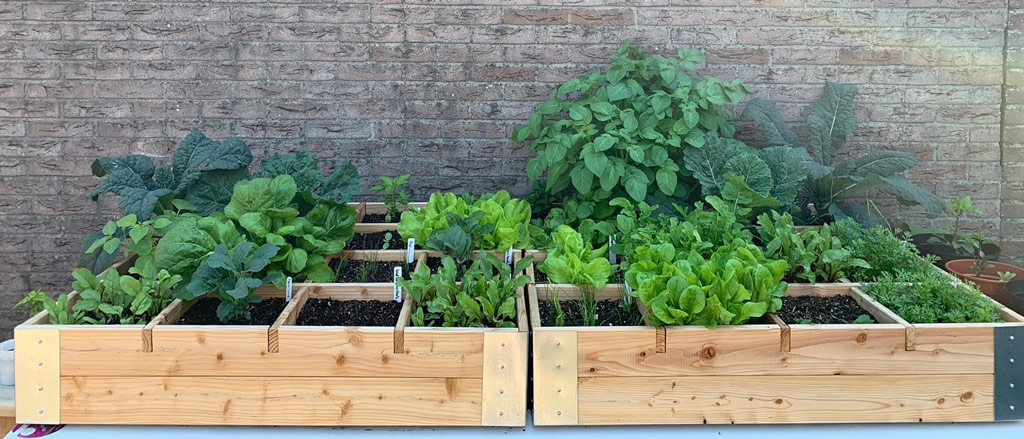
[944,259,1024,307]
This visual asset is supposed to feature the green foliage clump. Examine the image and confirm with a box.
[538,225,613,290]
[833,218,937,282]
[513,41,751,221]
[370,174,411,222]
[863,271,1001,324]
[627,241,787,328]
[398,191,531,255]
[742,82,944,224]
[183,241,281,322]
[398,254,533,328]
[756,211,869,283]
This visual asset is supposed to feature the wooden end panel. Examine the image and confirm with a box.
[400,329,485,378]
[481,331,527,426]
[15,326,60,424]
[533,330,578,425]
[59,326,151,376]
[60,376,482,426]
[577,375,994,424]
[912,325,995,375]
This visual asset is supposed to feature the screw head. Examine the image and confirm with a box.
[556,363,562,369]
[1011,383,1016,389]
[557,388,562,393]
[37,361,42,367]
[1011,335,1017,341]
[557,411,562,416]
[500,342,506,348]
[1011,358,1016,364]
[499,389,504,394]
[37,387,43,391]
[1011,405,1016,411]
[37,339,42,344]
[500,364,505,370]
[556,341,561,346]
[37,410,43,415]
[498,411,504,416]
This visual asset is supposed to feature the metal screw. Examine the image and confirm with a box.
[557,388,562,393]
[37,339,42,344]
[38,410,43,415]
[1011,358,1016,364]
[499,389,505,394]
[500,364,505,370]
[556,341,561,346]
[1011,383,1016,389]
[557,411,562,416]
[1011,405,1017,412]
[499,411,504,416]
[37,387,43,391]
[1012,335,1017,341]
[556,363,562,369]
[37,361,42,367]
[500,342,506,348]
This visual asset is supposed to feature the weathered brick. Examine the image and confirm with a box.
[570,9,636,26]
[503,9,569,25]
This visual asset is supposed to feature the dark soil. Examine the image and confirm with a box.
[422,257,482,277]
[538,299,642,327]
[776,295,874,325]
[296,298,402,326]
[533,269,549,283]
[329,258,412,282]
[178,298,287,325]
[346,231,405,250]
[360,213,394,223]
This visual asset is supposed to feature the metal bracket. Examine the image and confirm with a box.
[995,325,1023,421]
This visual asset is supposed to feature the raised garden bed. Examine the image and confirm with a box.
[15,261,528,427]
[529,281,1024,425]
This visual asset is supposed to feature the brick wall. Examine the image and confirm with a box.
[0,0,1011,335]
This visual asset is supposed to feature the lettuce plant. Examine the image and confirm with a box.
[513,41,751,222]
[757,211,870,283]
[398,254,533,328]
[742,82,944,224]
[539,225,613,289]
[627,241,787,328]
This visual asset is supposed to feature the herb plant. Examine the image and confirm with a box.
[179,241,281,322]
[757,211,869,283]
[16,291,77,324]
[513,41,751,221]
[909,196,992,258]
[399,254,533,328]
[832,218,937,281]
[742,82,944,224]
[863,271,1001,323]
[370,174,411,222]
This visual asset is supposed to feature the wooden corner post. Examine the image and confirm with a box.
[15,326,60,424]
[533,330,578,425]
[481,331,527,426]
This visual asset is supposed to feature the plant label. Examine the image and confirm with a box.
[393,266,403,302]
[624,282,632,296]
[505,247,515,265]
[406,238,416,264]
[285,277,293,302]
[609,236,617,264]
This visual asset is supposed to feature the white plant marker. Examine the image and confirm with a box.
[406,238,416,264]
[285,276,293,302]
[393,266,403,302]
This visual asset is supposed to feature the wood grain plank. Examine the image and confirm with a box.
[481,331,527,426]
[533,330,578,425]
[60,376,482,426]
[577,328,659,377]
[577,375,994,424]
[14,326,59,424]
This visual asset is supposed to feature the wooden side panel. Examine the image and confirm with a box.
[14,326,59,424]
[277,328,482,378]
[577,328,659,376]
[60,377,483,426]
[577,375,994,424]
[533,330,578,425]
[60,326,149,376]
[912,325,995,374]
[481,331,527,426]
[785,325,915,375]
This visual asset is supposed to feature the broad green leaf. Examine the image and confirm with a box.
[656,168,677,196]
[807,82,858,166]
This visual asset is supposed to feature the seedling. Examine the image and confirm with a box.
[998,271,1017,282]
[371,174,411,222]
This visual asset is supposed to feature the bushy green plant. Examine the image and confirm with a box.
[538,225,614,289]
[863,271,1001,324]
[399,254,533,328]
[833,218,937,282]
[370,174,411,222]
[627,241,787,328]
[17,265,181,325]
[685,139,807,215]
[398,191,531,254]
[742,82,944,224]
[757,211,869,283]
[180,241,281,322]
[513,41,751,221]
[907,196,992,257]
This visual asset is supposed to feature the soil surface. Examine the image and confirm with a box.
[360,213,393,223]
[539,299,642,327]
[296,298,402,326]
[179,297,287,325]
[533,269,549,283]
[422,257,480,277]
[330,258,411,282]
[776,295,874,325]
[346,231,405,250]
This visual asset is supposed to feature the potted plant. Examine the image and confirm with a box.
[945,255,1024,307]
[907,196,1000,266]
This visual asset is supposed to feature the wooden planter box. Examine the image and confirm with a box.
[16,256,529,426]
[352,201,426,234]
[529,281,1024,425]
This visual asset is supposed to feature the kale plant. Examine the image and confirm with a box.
[742,82,944,224]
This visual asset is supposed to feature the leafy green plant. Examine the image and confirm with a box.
[398,254,533,328]
[222,174,357,286]
[685,138,807,215]
[424,212,489,265]
[16,291,77,324]
[399,191,531,253]
[371,174,411,222]
[909,196,992,258]
[627,241,788,328]
[999,271,1018,282]
[512,41,751,221]
[757,211,870,283]
[863,271,1001,323]
[91,130,253,220]
[538,225,614,289]
[179,241,281,322]
[255,150,361,215]
[742,82,944,224]
[832,218,937,281]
